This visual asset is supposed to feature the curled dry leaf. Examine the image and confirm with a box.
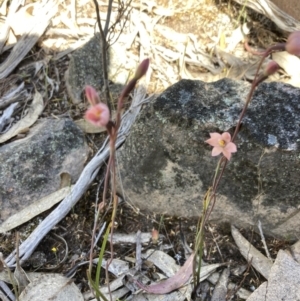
[231,225,273,279]
[75,118,107,134]
[0,186,73,233]
[133,254,194,294]
[19,274,84,301]
[0,90,43,144]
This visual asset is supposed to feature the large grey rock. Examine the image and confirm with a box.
[117,78,300,238]
[0,118,88,223]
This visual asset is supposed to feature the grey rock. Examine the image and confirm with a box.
[65,34,127,104]
[246,250,300,301]
[117,78,300,238]
[0,118,88,223]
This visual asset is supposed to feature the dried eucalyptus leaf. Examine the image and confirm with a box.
[0,186,73,233]
[0,91,43,143]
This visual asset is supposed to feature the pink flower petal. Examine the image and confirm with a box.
[212,146,223,156]
[222,149,232,160]
[224,142,237,153]
[210,133,222,139]
[221,132,231,143]
[206,138,219,147]
[85,85,100,106]
[205,133,222,147]
[85,103,110,127]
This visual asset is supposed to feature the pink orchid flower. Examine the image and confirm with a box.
[84,85,110,127]
[205,132,237,160]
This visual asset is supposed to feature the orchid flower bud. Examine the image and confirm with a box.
[285,31,300,57]
[134,58,150,80]
[119,58,150,99]
[263,61,279,76]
